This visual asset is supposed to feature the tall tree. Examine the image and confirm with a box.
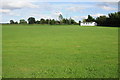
[10,20,14,24]
[79,21,81,25]
[86,15,95,22]
[59,14,63,21]
[28,17,36,24]
[71,18,76,24]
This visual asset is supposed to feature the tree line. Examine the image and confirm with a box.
[10,14,78,25]
[82,12,120,27]
[10,12,120,27]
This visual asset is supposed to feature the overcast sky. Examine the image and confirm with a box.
[0,0,119,23]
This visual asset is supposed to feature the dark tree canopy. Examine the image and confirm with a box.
[28,17,36,24]
[14,21,18,24]
[50,19,56,25]
[95,12,120,27]
[45,19,50,24]
[107,12,120,26]
[36,20,40,24]
[40,18,46,24]
[10,20,15,24]
[96,16,108,26]
[82,15,95,22]
[19,19,27,24]
[86,15,95,22]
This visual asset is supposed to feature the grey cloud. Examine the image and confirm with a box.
[1,1,39,11]
[96,2,117,11]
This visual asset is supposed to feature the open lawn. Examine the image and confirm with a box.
[2,24,118,78]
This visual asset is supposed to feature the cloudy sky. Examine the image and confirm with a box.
[0,0,119,23]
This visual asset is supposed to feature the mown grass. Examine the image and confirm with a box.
[2,24,118,78]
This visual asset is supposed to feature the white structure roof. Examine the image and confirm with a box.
[80,22,97,26]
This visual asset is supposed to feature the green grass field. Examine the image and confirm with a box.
[2,24,118,78]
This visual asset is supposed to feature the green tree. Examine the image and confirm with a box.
[83,19,87,22]
[59,14,63,21]
[45,19,50,24]
[96,16,107,26]
[95,12,120,26]
[86,15,95,22]
[36,20,40,24]
[69,17,72,24]
[59,14,63,24]
[28,17,36,24]
[62,18,70,24]
[79,21,81,25]
[10,20,15,24]
[107,12,120,26]
[50,19,55,25]
[14,21,18,24]
[19,19,27,24]
[40,18,45,24]
[71,19,76,24]
[65,19,69,24]
[62,18,66,24]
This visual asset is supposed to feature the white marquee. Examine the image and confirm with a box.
[80,22,97,26]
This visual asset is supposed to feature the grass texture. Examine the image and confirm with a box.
[2,24,118,78]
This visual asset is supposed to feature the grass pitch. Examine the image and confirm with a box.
[2,24,118,78]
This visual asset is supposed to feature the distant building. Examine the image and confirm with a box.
[80,22,97,26]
